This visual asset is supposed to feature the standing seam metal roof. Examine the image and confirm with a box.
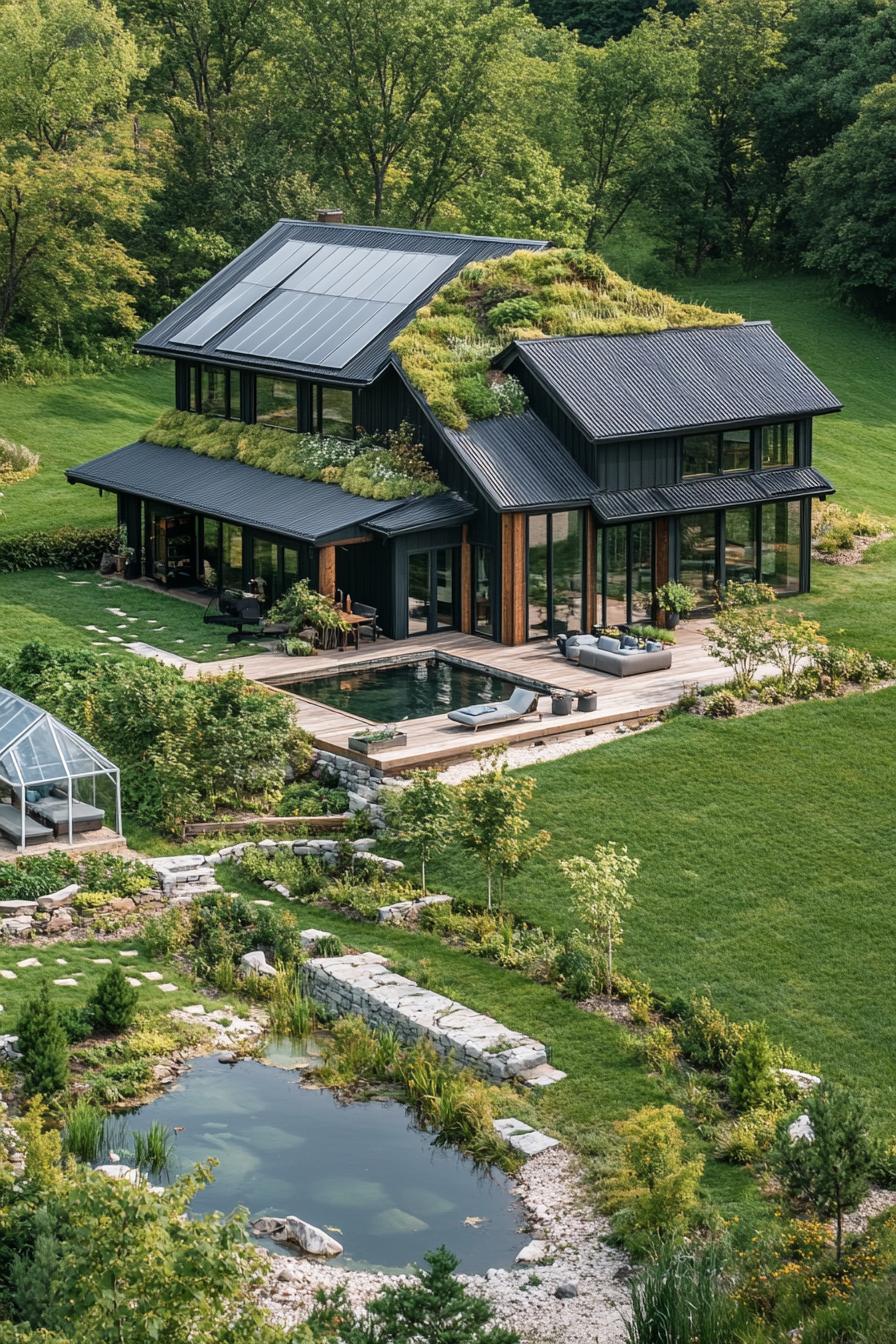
[137,220,548,385]
[508,322,843,443]
[441,411,598,511]
[65,441,412,543]
[593,465,834,524]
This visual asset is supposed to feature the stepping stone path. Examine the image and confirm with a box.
[55,958,67,965]
[91,958,112,965]
[158,983,178,993]
[54,978,79,987]
[493,1117,559,1158]
[141,971,163,981]
[126,977,142,987]
[0,970,16,980]
[118,950,139,958]
[17,958,40,968]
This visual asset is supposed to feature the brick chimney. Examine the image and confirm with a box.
[316,208,344,224]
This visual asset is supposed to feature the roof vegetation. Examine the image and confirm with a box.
[144,412,443,501]
[392,248,743,430]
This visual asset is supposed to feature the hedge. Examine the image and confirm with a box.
[0,526,118,574]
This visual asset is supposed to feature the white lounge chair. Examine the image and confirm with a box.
[447,685,542,731]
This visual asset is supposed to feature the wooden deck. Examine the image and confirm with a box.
[0,826,128,863]
[194,623,733,774]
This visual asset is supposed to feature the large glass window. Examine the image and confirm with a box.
[682,434,718,478]
[228,372,241,421]
[435,549,454,628]
[724,507,757,584]
[761,500,801,592]
[630,521,654,619]
[761,422,795,468]
[473,547,494,637]
[596,522,654,626]
[679,511,718,607]
[221,523,243,590]
[408,552,431,634]
[551,511,583,636]
[604,525,628,627]
[527,515,550,638]
[282,547,299,593]
[313,386,355,439]
[251,537,277,606]
[721,428,751,473]
[256,377,297,431]
[200,366,228,417]
[407,548,455,633]
[200,517,220,588]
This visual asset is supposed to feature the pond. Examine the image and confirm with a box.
[120,1053,527,1274]
[275,656,523,722]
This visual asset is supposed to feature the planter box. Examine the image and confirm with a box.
[551,697,574,717]
[577,693,598,712]
[348,732,408,755]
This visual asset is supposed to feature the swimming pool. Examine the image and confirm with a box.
[277,657,525,722]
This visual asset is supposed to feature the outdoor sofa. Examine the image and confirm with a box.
[0,804,52,847]
[27,791,105,837]
[447,685,542,731]
[578,634,672,678]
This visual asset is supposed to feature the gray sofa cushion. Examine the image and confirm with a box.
[597,635,621,652]
[621,635,638,648]
[579,646,673,677]
[645,640,663,652]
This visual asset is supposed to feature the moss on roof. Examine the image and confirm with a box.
[391,248,743,431]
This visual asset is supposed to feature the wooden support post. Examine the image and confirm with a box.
[654,518,670,625]
[318,544,336,599]
[583,511,597,634]
[459,526,472,634]
[500,513,527,645]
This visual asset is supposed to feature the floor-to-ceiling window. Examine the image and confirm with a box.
[679,511,718,607]
[312,386,355,439]
[526,511,584,639]
[595,522,654,627]
[200,517,221,588]
[256,377,297,431]
[724,507,758,584]
[761,500,801,592]
[251,537,277,605]
[473,547,494,638]
[407,548,456,634]
[221,523,243,590]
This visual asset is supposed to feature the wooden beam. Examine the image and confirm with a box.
[583,511,597,634]
[459,526,472,634]
[654,517,669,625]
[318,544,336,599]
[500,513,527,645]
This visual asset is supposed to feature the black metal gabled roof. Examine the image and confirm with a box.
[505,322,843,443]
[594,465,834,525]
[440,411,598,511]
[363,491,475,537]
[66,441,411,544]
[137,220,547,386]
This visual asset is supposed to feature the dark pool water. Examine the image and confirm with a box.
[278,658,521,721]
[121,1054,526,1274]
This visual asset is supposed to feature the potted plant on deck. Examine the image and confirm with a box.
[101,525,135,577]
[576,687,598,712]
[551,689,576,716]
[347,724,408,754]
[653,580,697,630]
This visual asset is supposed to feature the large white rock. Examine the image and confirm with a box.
[240,950,277,978]
[516,1239,549,1264]
[0,901,37,915]
[95,1163,144,1185]
[37,884,80,911]
[789,1113,815,1143]
[251,1215,343,1257]
[779,1068,822,1092]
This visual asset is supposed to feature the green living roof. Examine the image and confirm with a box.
[391,247,743,430]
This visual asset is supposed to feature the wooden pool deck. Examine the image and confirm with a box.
[192,623,732,774]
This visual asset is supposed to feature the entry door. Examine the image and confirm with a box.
[407,548,456,634]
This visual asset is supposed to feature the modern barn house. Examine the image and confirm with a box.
[68,218,841,645]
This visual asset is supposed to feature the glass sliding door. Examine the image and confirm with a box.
[200,517,221,588]
[551,511,583,635]
[595,521,655,627]
[150,511,196,587]
[408,552,431,633]
[473,547,494,637]
[435,549,454,628]
[604,525,628,627]
[761,500,801,592]
[407,548,456,634]
[724,507,758,584]
[630,521,654,621]
[679,511,718,608]
[251,537,277,607]
[526,511,584,639]
[221,523,243,591]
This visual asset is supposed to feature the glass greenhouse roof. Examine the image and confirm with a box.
[0,689,118,787]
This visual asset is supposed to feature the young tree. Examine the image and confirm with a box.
[559,841,640,995]
[727,1023,776,1111]
[15,996,68,1099]
[455,748,549,911]
[309,1245,519,1343]
[604,1105,704,1254]
[772,1081,875,1260]
[87,966,139,1033]
[386,770,455,896]
[704,606,775,688]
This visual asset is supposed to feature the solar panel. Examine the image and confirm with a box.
[278,244,458,305]
[218,290,406,369]
[242,239,323,287]
[170,281,269,347]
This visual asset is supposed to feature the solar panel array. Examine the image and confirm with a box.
[171,241,458,371]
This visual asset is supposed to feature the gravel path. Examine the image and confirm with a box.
[436,721,661,785]
[260,1147,631,1343]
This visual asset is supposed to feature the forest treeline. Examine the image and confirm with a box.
[0,0,893,370]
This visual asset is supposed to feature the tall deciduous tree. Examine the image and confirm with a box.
[559,841,639,994]
[0,0,151,345]
[456,748,549,911]
[575,7,697,245]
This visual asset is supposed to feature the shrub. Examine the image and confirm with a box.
[0,525,118,573]
[57,1005,95,1044]
[487,295,543,329]
[603,1105,704,1254]
[702,689,739,718]
[553,930,601,999]
[141,907,190,959]
[626,1245,745,1344]
[279,780,348,816]
[16,996,69,1098]
[704,606,775,687]
[676,995,746,1071]
[728,1023,777,1111]
[0,437,39,485]
[63,1099,107,1163]
[717,580,777,609]
[88,967,139,1034]
[640,1024,680,1073]
[715,1107,781,1165]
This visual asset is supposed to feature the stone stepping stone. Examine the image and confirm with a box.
[252,900,274,907]
[118,950,139,958]
[158,983,178,993]
[492,1117,559,1158]
[0,970,16,980]
[16,958,40,968]
[106,636,124,643]
[54,978,79,987]
[519,1064,568,1088]
[141,971,163,981]
[182,1004,206,1015]
[126,977,142,987]
[55,958,68,965]
[91,958,112,965]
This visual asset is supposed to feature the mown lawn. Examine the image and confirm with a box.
[0,570,251,663]
[429,687,896,1114]
[0,364,170,535]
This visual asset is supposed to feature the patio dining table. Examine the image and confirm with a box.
[338,611,376,651]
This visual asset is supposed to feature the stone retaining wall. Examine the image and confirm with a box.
[312,750,401,832]
[302,949,547,1082]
